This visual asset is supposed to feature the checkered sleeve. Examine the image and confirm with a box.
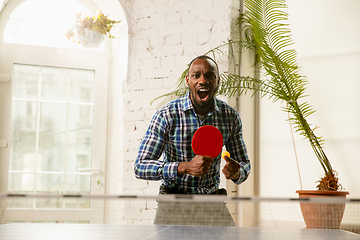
[226,111,251,185]
[134,110,179,181]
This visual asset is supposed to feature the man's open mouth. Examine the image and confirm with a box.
[197,88,209,102]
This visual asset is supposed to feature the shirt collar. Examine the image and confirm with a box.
[182,92,193,112]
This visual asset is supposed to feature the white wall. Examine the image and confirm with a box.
[0,0,10,12]
[259,0,360,198]
[105,0,233,224]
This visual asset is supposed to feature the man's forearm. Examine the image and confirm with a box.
[134,158,163,180]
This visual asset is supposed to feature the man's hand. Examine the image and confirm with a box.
[178,155,214,177]
[222,156,241,181]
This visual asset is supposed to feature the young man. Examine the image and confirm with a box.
[134,55,251,225]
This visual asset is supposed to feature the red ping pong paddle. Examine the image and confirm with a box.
[191,125,223,158]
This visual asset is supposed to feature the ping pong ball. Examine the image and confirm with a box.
[222,151,230,159]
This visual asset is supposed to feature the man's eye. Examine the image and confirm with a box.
[192,74,200,78]
[205,73,216,80]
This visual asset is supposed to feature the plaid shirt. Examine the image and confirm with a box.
[135,92,251,194]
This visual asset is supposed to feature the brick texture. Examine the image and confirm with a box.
[104,0,233,224]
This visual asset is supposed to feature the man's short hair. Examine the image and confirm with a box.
[187,55,219,76]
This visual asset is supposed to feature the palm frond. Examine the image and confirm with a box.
[218,73,279,100]
[153,0,338,189]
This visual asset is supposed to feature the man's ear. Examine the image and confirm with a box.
[217,76,220,85]
[185,75,189,87]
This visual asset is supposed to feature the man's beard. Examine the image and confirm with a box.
[190,90,216,114]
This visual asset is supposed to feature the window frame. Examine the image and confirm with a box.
[0,42,109,223]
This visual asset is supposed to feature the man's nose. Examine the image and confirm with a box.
[198,75,208,85]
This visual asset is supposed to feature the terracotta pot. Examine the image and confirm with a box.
[296,190,349,229]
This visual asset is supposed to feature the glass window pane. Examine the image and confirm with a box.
[8,173,34,192]
[9,101,37,171]
[66,175,91,193]
[12,64,39,99]
[35,174,63,209]
[3,0,93,49]
[69,69,95,103]
[36,174,64,193]
[7,197,34,209]
[41,66,69,101]
[64,174,91,209]
[64,198,90,209]
[38,102,67,172]
[67,104,93,172]
[9,63,95,211]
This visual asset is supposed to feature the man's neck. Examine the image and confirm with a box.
[197,114,206,120]
[194,102,214,116]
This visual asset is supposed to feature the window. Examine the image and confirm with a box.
[0,0,110,223]
[8,64,95,209]
[3,0,94,49]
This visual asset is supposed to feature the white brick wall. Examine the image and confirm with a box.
[104,0,233,223]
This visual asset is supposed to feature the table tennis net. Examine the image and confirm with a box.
[0,194,359,235]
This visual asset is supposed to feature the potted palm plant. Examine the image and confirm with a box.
[154,0,349,229]
[65,11,120,47]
